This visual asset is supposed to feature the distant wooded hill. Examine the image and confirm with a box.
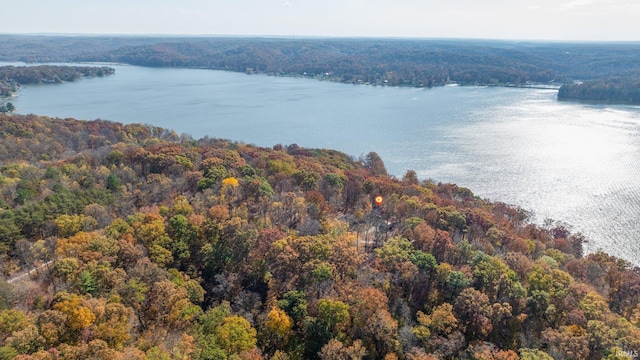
[1,35,640,94]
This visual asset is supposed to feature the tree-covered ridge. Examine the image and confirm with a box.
[94,39,560,87]
[0,65,115,97]
[2,35,640,89]
[558,77,640,104]
[1,115,640,359]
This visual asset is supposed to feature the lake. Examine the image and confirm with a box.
[9,63,640,265]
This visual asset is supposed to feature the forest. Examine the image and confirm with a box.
[1,114,640,359]
[558,77,640,104]
[1,35,640,92]
[0,65,115,98]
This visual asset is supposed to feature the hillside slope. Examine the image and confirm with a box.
[0,114,639,359]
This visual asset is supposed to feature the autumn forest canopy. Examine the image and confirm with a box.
[0,115,640,359]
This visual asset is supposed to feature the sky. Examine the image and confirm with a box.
[2,0,639,41]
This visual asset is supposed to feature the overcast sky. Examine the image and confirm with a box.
[2,0,639,41]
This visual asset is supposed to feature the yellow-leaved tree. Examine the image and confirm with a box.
[53,294,96,331]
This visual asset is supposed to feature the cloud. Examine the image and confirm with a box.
[282,2,292,7]
[557,0,597,11]
[556,0,638,11]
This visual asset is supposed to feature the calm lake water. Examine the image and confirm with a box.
[9,64,640,265]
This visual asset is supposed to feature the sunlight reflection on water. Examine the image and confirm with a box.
[422,93,640,264]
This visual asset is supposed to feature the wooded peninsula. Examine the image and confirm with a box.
[1,35,639,103]
[558,77,640,104]
[1,114,639,359]
[0,65,115,98]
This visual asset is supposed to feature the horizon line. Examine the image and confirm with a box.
[1,32,640,44]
